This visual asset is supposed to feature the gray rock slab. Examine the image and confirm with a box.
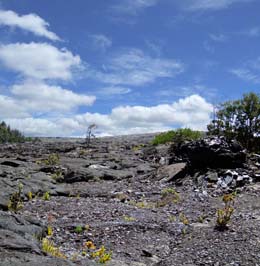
[157,163,187,182]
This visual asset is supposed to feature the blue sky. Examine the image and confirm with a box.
[0,0,259,136]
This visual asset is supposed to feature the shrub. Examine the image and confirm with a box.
[172,128,203,143]
[51,169,64,181]
[152,128,203,145]
[208,92,260,151]
[151,131,176,145]
[43,154,60,166]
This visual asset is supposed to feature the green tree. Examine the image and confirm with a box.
[0,121,27,143]
[207,92,260,151]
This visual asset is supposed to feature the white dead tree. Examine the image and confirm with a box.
[86,124,97,147]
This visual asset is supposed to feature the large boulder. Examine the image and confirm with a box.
[171,136,246,169]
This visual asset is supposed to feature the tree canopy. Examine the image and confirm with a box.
[0,121,27,143]
[207,92,260,151]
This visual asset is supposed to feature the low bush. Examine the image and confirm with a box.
[152,128,203,145]
[151,131,176,145]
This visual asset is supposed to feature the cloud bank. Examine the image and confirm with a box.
[4,94,213,137]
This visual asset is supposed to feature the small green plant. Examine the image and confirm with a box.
[43,192,50,201]
[99,251,112,264]
[27,191,33,201]
[179,213,189,225]
[197,215,206,223]
[43,153,60,166]
[129,199,154,209]
[216,193,235,230]
[156,188,180,207]
[51,169,64,181]
[8,182,24,212]
[132,144,145,151]
[92,245,112,264]
[47,225,53,236]
[85,241,96,250]
[74,225,83,234]
[42,238,66,259]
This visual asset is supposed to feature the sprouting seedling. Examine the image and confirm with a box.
[43,191,50,201]
[74,225,83,234]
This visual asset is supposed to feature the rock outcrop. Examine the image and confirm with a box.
[171,136,247,169]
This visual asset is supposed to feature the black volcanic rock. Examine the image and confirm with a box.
[171,136,247,169]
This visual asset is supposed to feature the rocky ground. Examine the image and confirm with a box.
[0,134,260,266]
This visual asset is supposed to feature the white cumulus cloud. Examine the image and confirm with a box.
[11,80,96,113]
[0,42,81,80]
[0,9,60,41]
